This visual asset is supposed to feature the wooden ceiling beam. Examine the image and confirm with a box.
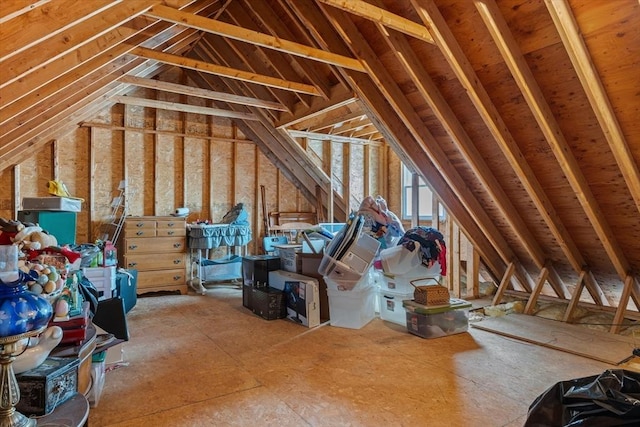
[238,0,333,100]
[0,1,53,24]
[1,30,201,137]
[410,0,606,302]
[287,130,381,146]
[275,85,355,129]
[317,0,434,44]
[144,4,366,72]
[1,0,210,121]
[111,95,258,120]
[195,34,293,118]
[0,59,169,169]
[2,0,158,88]
[0,0,119,62]
[305,110,367,132]
[476,0,629,286]
[119,75,287,111]
[545,0,640,217]
[132,46,320,96]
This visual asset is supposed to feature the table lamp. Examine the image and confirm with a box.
[0,245,53,427]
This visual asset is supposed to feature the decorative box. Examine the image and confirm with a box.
[22,196,82,212]
[413,284,450,306]
[102,241,117,267]
[16,357,79,416]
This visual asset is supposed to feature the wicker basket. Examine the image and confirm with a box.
[411,278,450,306]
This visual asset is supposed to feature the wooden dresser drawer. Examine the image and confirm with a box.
[137,269,186,289]
[124,236,185,253]
[156,227,185,237]
[123,253,186,271]
[124,218,156,236]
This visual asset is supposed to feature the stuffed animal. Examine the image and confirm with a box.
[0,217,24,245]
[11,225,58,251]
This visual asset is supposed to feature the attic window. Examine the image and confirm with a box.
[401,164,445,223]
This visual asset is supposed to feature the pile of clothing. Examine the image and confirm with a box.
[356,195,404,250]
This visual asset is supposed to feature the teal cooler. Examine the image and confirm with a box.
[18,210,77,245]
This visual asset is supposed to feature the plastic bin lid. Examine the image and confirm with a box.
[403,298,471,314]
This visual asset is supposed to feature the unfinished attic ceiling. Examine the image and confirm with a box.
[1,0,639,328]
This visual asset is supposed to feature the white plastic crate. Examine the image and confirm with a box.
[327,285,377,329]
[378,289,413,326]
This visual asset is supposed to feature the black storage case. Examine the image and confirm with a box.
[242,255,281,309]
[251,286,286,320]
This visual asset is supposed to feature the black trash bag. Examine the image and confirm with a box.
[525,369,640,427]
[77,274,100,318]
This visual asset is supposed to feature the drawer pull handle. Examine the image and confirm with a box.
[136,231,144,236]
[168,231,174,235]
[128,262,137,267]
[173,259,181,264]
[168,222,175,227]
[173,275,182,281]
[136,222,144,227]
[129,244,137,250]
[173,243,182,248]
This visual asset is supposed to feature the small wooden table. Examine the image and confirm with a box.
[35,392,89,426]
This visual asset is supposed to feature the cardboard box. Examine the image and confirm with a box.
[300,253,329,322]
[268,270,320,328]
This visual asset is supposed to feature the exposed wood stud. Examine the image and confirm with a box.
[611,275,635,334]
[492,261,516,306]
[563,271,586,323]
[525,265,550,315]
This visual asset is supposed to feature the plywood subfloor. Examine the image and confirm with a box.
[471,313,638,365]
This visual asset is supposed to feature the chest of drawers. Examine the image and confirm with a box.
[119,216,187,295]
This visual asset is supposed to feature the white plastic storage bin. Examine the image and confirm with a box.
[378,289,413,326]
[380,274,414,294]
[327,285,377,329]
[403,299,472,339]
[82,266,117,300]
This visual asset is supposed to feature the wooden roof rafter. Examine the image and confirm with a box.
[195,34,293,120]
[475,0,632,306]
[409,0,609,305]
[237,0,334,101]
[118,75,287,111]
[220,2,316,109]
[1,1,157,88]
[0,0,121,62]
[545,0,640,218]
[320,2,534,292]
[0,0,209,125]
[144,4,366,72]
[367,2,554,289]
[131,46,320,96]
